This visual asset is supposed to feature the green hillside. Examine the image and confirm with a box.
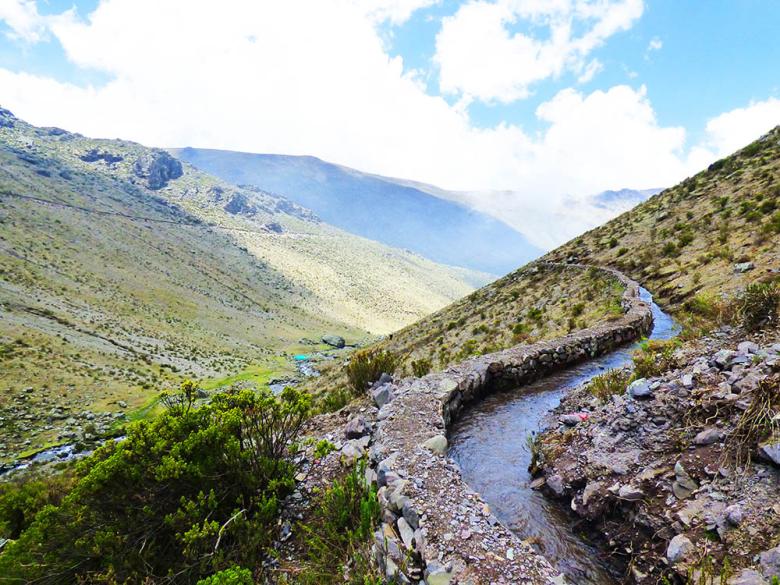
[546,126,780,324]
[0,108,485,462]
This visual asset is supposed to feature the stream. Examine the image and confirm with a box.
[448,288,679,584]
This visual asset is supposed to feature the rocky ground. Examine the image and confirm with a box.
[536,327,780,584]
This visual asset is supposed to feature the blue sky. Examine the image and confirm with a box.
[0,0,779,247]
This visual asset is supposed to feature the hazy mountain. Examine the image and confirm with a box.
[171,148,542,275]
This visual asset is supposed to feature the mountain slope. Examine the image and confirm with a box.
[546,127,780,314]
[0,108,485,460]
[171,148,542,275]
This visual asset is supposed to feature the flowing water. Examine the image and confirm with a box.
[448,288,678,584]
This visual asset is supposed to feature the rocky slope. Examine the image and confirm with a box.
[546,126,780,318]
[537,329,780,584]
[0,107,485,463]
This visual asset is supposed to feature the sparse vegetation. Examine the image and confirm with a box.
[732,281,779,331]
[588,368,631,402]
[632,338,680,379]
[346,348,398,394]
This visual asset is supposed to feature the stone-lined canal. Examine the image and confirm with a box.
[449,288,678,584]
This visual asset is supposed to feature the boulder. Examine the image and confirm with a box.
[738,341,759,354]
[321,334,346,348]
[345,415,370,439]
[734,262,755,273]
[628,378,653,399]
[371,384,394,408]
[666,534,695,563]
[759,545,780,580]
[371,373,394,390]
[422,434,448,455]
[758,440,780,467]
[694,427,724,446]
[730,569,769,585]
[725,504,744,527]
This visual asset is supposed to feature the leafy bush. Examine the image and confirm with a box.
[0,383,310,584]
[297,461,382,585]
[733,282,779,331]
[197,567,254,585]
[346,349,398,395]
[589,369,631,402]
[411,357,432,377]
[0,472,74,540]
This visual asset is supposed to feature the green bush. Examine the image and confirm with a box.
[197,567,254,585]
[411,357,432,377]
[346,349,398,395]
[0,472,74,540]
[298,461,382,585]
[0,382,310,584]
[589,369,630,402]
[734,282,779,331]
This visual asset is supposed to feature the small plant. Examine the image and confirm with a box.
[411,357,432,377]
[632,339,679,379]
[313,439,337,459]
[526,432,543,475]
[346,348,398,395]
[733,282,779,331]
[589,369,630,402]
[724,375,779,469]
[297,461,382,585]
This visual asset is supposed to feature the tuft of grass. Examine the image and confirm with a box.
[346,349,398,395]
[632,338,679,379]
[732,281,779,331]
[724,376,779,469]
[589,369,631,403]
[411,357,432,378]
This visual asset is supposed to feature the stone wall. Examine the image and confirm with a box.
[366,263,654,584]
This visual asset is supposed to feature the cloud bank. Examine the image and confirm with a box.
[0,0,779,249]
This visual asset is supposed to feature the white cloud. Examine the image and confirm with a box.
[647,36,662,51]
[700,97,780,158]
[357,0,440,25]
[0,0,777,253]
[434,0,644,102]
[0,0,45,41]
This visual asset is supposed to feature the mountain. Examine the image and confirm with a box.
[546,127,780,313]
[0,108,487,461]
[171,148,542,275]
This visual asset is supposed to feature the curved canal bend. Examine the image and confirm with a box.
[448,288,679,584]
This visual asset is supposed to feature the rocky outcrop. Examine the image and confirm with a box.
[537,330,780,583]
[366,263,653,584]
[0,107,15,128]
[133,150,183,190]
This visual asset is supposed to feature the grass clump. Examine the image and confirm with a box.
[632,339,680,379]
[0,382,311,584]
[346,349,398,395]
[297,461,382,585]
[197,567,254,585]
[411,357,432,378]
[589,369,631,402]
[724,375,779,469]
[732,281,779,331]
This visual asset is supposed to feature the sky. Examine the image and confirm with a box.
[1,0,779,248]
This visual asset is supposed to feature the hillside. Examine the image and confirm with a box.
[546,126,780,319]
[171,148,541,275]
[0,108,486,462]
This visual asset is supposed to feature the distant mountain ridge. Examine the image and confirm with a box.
[171,148,543,275]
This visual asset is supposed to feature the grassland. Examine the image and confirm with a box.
[0,108,487,463]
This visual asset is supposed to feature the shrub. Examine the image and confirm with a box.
[297,461,382,585]
[0,472,74,540]
[411,357,432,377]
[197,567,254,585]
[733,282,779,331]
[589,369,630,402]
[570,302,585,317]
[346,349,398,395]
[0,383,310,584]
[632,339,679,379]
